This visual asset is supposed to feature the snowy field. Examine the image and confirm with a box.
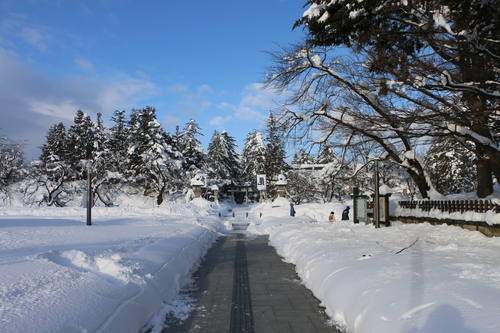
[0,199,231,333]
[1,198,500,333]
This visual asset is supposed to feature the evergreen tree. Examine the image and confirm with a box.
[222,131,241,180]
[40,122,68,163]
[126,106,181,205]
[180,119,206,171]
[207,130,241,182]
[67,110,95,179]
[107,110,129,174]
[425,137,476,195]
[90,112,124,206]
[241,130,267,183]
[264,112,286,198]
[93,113,106,157]
[292,149,315,165]
[316,143,337,164]
[172,125,183,155]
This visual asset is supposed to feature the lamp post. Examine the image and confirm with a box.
[374,159,380,229]
[275,174,287,198]
[86,160,92,226]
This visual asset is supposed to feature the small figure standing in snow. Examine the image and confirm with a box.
[341,206,350,220]
[328,212,335,222]
[290,203,296,217]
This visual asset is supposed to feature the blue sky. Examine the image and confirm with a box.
[0,0,306,159]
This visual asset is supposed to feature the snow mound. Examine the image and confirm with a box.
[37,250,138,286]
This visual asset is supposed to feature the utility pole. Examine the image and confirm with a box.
[374,160,380,229]
[86,160,92,226]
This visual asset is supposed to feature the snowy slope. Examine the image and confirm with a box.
[248,201,500,333]
[0,199,230,333]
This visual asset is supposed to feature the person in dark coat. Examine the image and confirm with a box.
[290,203,296,217]
[341,206,350,220]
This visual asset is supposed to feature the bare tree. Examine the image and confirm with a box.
[263,43,436,198]
[295,0,500,197]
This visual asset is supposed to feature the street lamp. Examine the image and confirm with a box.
[86,160,92,226]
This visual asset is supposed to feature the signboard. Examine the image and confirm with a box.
[196,173,207,187]
[354,195,369,223]
[257,174,266,190]
[379,197,386,222]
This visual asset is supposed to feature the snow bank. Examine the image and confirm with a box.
[248,203,500,333]
[0,201,230,333]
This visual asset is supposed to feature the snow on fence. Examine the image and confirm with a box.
[219,212,263,218]
[399,199,500,214]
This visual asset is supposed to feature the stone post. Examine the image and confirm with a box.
[212,185,219,203]
[190,176,204,199]
[275,174,287,198]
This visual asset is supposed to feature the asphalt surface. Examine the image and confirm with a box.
[159,229,341,333]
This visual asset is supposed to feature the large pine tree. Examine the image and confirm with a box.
[222,131,241,180]
[40,122,68,163]
[180,119,206,171]
[126,106,182,204]
[292,149,315,165]
[207,130,240,182]
[264,112,286,198]
[67,110,95,179]
[316,143,337,164]
[105,110,129,176]
[425,137,476,195]
[241,130,267,183]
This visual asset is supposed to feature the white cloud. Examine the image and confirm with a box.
[75,58,95,73]
[161,114,181,129]
[0,52,168,158]
[234,105,263,120]
[169,84,215,117]
[29,100,79,121]
[213,83,278,124]
[198,84,213,94]
[96,76,161,112]
[167,84,189,94]
[17,27,49,51]
[240,82,279,109]
[209,116,230,127]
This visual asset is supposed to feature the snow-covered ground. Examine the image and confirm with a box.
[0,199,231,333]
[1,197,500,333]
[249,200,500,333]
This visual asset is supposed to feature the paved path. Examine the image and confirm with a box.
[161,230,340,333]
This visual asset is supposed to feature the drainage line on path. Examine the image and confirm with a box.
[230,233,255,333]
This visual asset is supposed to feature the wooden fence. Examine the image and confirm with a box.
[399,200,500,214]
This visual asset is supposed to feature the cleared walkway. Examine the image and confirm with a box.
[161,231,340,333]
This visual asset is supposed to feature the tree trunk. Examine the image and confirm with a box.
[407,168,430,199]
[490,153,500,186]
[475,156,493,198]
